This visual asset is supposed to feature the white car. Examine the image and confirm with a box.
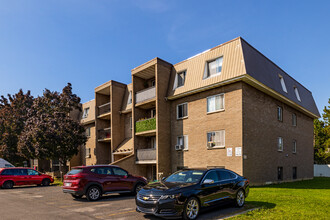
[0,158,14,168]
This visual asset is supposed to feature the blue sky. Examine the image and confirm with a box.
[0,0,329,114]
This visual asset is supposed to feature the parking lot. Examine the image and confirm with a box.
[0,185,248,220]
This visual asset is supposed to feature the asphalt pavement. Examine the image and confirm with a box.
[0,185,248,220]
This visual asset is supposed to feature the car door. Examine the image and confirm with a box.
[217,170,236,200]
[111,167,131,191]
[199,170,222,206]
[15,169,29,185]
[92,167,117,192]
[27,169,42,185]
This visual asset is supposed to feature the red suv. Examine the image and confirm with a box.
[0,167,54,189]
[62,165,147,201]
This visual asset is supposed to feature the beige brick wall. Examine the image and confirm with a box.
[242,83,314,184]
[170,82,243,175]
[82,123,96,166]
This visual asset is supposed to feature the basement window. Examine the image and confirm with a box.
[279,75,287,93]
[294,87,301,102]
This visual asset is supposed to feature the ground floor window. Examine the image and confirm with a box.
[278,167,283,180]
[293,167,297,179]
[207,130,225,148]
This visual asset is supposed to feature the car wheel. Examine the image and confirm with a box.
[134,183,145,194]
[3,181,14,189]
[71,194,83,199]
[235,189,245,207]
[86,186,101,201]
[183,197,200,220]
[42,178,50,186]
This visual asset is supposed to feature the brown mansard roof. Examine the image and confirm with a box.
[167,37,320,118]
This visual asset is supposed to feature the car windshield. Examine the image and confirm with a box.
[164,170,205,183]
[67,168,83,175]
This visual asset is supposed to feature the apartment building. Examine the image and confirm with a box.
[79,37,319,184]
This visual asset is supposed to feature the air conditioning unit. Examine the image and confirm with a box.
[175,145,184,151]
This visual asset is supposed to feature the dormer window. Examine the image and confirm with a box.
[279,75,287,93]
[173,70,186,90]
[127,91,132,104]
[203,57,223,79]
[294,87,301,102]
[177,71,186,88]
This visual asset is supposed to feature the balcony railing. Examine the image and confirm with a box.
[135,86,155,103]
[98,127,111,140]
[98,102,111,115]
[136,148,156,162]
[135,117,156,133]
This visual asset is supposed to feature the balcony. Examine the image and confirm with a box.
[98,127,111,142]
[135,117,156,136]
[136,86,155,104]
[136,148,156,164]
[98,102,111,119]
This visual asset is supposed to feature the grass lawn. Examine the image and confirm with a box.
[52,178,63,186]
[232,177,330,219]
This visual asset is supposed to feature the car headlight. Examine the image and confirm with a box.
[159,194,180,200]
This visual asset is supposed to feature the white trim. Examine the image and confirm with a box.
[207,130,225,148]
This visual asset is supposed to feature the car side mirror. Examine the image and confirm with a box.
[202,179,214,185]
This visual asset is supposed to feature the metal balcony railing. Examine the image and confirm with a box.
[98,102,111,115]
[98,127,111,140]
[135,86,155,103]
[136,148,156,161]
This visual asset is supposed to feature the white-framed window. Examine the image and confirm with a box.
[82,107,90,119]
[294,87,301,102]
[177,135,188,150]
[277,106,283,121]
[86,148,91,158]
[207,130,225,148]
[293,140,297,153]
[177,103,188,119]
[86,127,91,137]
[207,94,224,113]
[174,70,186,89]
[292,113,297,126]
[278,137,283,151]
[203,57,223,79]
[127,91,132,104]
[279,75,288,93]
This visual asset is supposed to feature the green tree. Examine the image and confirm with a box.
[0,90,34,166]
[314,98,330,164]
[18,83,86,171]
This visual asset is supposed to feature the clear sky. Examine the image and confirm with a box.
[0,0,329,114]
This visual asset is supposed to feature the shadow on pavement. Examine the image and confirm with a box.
[139,201,276,220]
[72,193,136,203]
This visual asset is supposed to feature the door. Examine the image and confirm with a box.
[111,167,131,191]
[217,170,236,200]
[27,169,43,185]
[15,169,29,185]
[199,171,222,206]
[91,167,117,192]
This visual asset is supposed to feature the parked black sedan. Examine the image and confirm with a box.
[136,168,249,220]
